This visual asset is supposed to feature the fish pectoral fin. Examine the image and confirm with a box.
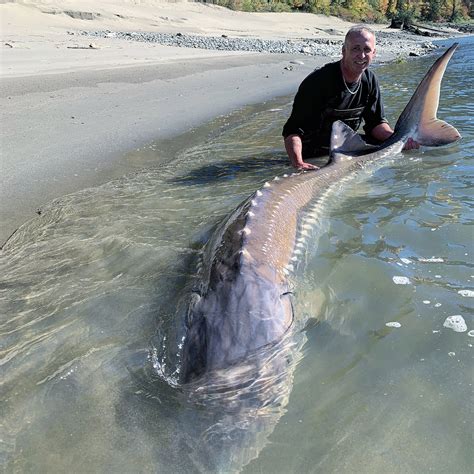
[416,118,461,146]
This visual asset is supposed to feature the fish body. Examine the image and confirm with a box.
[180,44,460,384]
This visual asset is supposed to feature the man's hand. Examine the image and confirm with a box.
[296,162,320,171]
[284,134,319,171]
[403,137,420,150]
[371,124,420,150]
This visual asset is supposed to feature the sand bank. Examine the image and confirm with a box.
[0,1,449,244]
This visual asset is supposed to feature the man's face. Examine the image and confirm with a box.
[341,31,376,78]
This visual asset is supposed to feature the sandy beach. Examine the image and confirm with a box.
[0,0,454,245]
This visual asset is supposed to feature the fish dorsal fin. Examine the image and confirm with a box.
[330,120,377,159]
[395,43,461,146]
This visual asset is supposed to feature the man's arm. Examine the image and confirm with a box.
[371,123,420,150]
[370,122,393,142]
[283,71,325,170]
[284,134,319,170]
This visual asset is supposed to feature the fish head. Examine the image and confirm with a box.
[180,269,294,384]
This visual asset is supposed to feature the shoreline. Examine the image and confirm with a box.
[1,52,322,246]
[0,1,464,246]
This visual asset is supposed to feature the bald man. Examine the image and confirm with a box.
[283,25,418,170]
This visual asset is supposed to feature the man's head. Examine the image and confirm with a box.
[341,25,376,81]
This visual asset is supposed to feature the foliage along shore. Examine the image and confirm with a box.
[197,0,472,26]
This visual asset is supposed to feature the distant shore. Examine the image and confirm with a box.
[0,0,464,245]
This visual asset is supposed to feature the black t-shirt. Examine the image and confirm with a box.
[282,61,388,155]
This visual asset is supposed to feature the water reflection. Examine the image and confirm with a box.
[169,154,287,186]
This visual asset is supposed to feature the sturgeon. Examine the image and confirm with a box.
[180,43,461,384]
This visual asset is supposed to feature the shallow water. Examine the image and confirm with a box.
[1,38,473,473]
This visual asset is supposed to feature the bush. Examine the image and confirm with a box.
[208,0,292,12]
[362,9,387,22]
[307,0,331,15]
[196,0,472,21]
[266,1,292,12]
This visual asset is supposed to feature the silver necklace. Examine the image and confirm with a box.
[342,75,361,95]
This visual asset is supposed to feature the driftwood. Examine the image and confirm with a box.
[389,18,451,37]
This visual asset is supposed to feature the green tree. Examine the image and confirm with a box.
[196,0,472,21]
[421,0,442,19]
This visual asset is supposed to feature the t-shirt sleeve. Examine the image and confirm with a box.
[282,72,321,138]
[362,73,388,136]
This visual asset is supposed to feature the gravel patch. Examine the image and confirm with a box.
[81,30,441,58]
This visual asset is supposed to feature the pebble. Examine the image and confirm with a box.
[81,30,437,58]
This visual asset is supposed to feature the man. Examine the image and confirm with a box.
[282,25,418,170]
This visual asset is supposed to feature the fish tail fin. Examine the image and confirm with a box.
[395,43,461,146]
[415,118,461,147]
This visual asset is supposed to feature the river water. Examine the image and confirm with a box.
[1,37,473,473]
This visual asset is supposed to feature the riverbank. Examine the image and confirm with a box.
[0,0,463,245]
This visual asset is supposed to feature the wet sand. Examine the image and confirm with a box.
[1,52,322,244]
